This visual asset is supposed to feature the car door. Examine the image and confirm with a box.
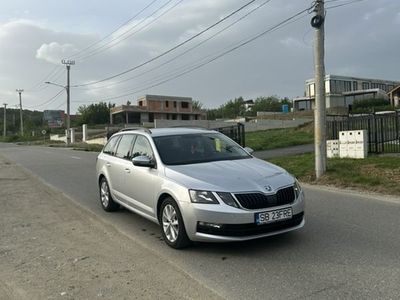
[100,135,122,193]
[121,135,159,217]
[110,134,136,201]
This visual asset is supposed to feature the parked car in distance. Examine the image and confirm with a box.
[96,128,305,248]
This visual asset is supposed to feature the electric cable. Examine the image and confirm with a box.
[74,0,179,61]
[70,0,160,59]
[74,0,273,91]
[72,0,259,87]
[73,4,312,103]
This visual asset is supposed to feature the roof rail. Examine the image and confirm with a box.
[169,125,208,130]
[118,127,152,134]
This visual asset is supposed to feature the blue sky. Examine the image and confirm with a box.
[0,0,399,112]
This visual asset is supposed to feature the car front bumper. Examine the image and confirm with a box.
[180,191,305,242]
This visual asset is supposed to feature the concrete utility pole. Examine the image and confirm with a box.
[16,89,24,136]
[61,59,75,146]
[312,0,326,179]
[3,103,7,137]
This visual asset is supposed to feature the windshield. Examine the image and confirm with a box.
[153,132,251,165]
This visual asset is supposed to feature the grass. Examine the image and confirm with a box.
[0,137,104,152]
[269,153,400,196]
[246,123,314,151]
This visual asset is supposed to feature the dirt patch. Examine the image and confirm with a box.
[0,156,222,300]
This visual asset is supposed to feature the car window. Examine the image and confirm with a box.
[114,134,136,159]
[132,135,154,160]
[103,135,121,156]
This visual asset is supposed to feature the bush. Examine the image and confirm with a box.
[351,98,393,113]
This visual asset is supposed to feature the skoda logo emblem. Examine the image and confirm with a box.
[265,185,272,192]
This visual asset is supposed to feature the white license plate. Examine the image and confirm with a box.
[255,207,293,225]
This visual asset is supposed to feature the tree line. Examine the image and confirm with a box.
[206,96,292,120]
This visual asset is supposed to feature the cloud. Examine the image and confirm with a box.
[36,42,78,64]
[363,7,385,21]
[0,0,399,112]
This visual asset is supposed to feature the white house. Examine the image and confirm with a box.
[293,75,400,111]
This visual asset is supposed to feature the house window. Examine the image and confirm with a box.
[181,102,189,109]
[139,101,143,106]
[353,81,358,91]
[344,81,351,92]
[165,101,169,108]
[172,114,177,120]
[362,82,370,90]
[182,114,190,120]
[173,101,177,108]
[308,84,315,97]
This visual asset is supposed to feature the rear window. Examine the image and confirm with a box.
[103,135,121,156]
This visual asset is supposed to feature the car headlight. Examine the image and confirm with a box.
[294,179,302,199]
[189,190,219,204]
[217,192,239,208]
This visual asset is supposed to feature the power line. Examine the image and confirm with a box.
[26,65,64,92]
[70,0,160,59]
[73,4,312,103]
[74,0,179,61]
[73,0,259,87]
[26,89,65,109]
[24,1,161,93]
[325,0,367,9]
[74,0,273,91]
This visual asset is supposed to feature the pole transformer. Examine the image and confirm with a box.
[16,89,24,136]
[312,0,326,179]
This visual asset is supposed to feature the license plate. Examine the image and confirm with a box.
[255,207,293,225]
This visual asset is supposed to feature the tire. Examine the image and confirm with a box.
[99,177,119,212]
[160,197,191,249]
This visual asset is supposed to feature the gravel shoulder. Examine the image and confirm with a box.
[0,155,222,300]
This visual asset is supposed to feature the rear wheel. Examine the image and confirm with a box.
[160,197,191,249]
[99,177,119,212]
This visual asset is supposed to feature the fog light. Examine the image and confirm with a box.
[198,221,223,229]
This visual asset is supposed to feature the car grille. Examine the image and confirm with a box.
[197,212,304,237]
[234,186,295,209]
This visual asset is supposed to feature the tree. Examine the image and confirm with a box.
[77,102,114,125]
[192,100,204,111]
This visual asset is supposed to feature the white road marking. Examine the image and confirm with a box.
[70,156,81,160]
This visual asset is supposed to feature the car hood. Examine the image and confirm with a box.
[164,157,294,193]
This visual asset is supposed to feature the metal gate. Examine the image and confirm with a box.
[327,111,400,153]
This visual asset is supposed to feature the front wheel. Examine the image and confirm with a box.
[99,177,119,212]
[160,198,191,249]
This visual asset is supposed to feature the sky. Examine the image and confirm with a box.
[0,0,399,113]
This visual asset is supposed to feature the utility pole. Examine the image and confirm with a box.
[61,59,75,146]
[16,89,24,136]
[3,103,7,137]
[311,0,326,179]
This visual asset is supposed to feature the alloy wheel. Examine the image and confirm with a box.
[162,204,179,243]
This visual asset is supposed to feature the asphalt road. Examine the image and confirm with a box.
[1,143,400,299]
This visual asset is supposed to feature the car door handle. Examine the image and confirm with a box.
[124,168,131,173]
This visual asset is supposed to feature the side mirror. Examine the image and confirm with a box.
[244,147,254,155]
[132,156,156,168]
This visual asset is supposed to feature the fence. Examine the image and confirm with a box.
[327,111,400,153]
[213,123,246,147]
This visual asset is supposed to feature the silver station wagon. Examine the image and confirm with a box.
[96,128,305,248]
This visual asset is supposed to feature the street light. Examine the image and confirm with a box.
[45,81,65,89]
[45,59,75,146]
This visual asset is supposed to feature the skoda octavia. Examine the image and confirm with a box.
[96,128,305,248]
